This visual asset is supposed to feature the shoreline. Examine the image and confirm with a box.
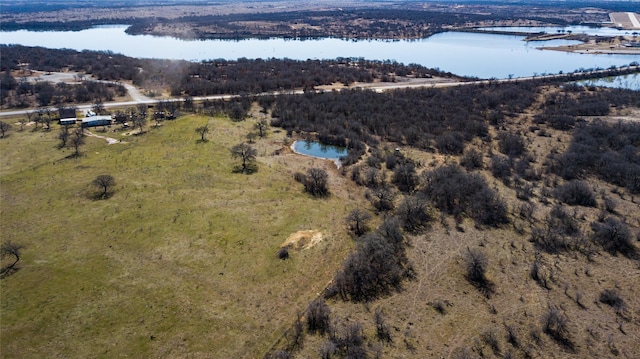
[289,140,343,169]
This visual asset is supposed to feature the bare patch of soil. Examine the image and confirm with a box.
[281,230,323,250]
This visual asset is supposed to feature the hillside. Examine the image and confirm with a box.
[1,81,640,359]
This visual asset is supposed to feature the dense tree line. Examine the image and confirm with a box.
[173,57,459,96]
[0,73,126,108]
[0,45,466,110]
[549,119,640,194]
[268,82,538,155]
[0,45,147,82]
[125,9,498,40]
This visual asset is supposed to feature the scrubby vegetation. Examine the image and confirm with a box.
[3,56,640,359]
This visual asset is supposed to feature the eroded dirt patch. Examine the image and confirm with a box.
[281,230,323,251]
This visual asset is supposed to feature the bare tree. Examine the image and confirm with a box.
[136,103,148,119]
[230,143,258,174]
[254,118,269,138]
[346,208,372,237]
[18,118,27,131]
[57,125,70,149]
[68,127,85,157]
[92,174,116,199]
[375,308,392,343]
[43,107,55,130]
[367,185,397,212]
[92,100,106,115]
[132,112,147,134]
[246,131,257,144]
[195,124,210,142]
[306,298,331,335]
[1,241,24,273]
[0,121,11,138]
[392,163,419,193]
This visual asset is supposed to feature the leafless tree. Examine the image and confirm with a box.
[307,298,331,335]
[92,100,106,115]
[1,241,24,273]
[68,127,85,157]
[195,124,209,142]
[92,174,116,199]
[367,185,397,212]
[345,208,372,237]
[375,308,392,343]
[230,142,258,174]
[131,111,147,134]
[254,118,269,138]
[57,125,70,149]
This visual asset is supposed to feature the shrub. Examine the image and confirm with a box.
[396,193,436,233]
[591,217,636,258]
[555,180,597,207]
[599,289,628,315]
[436,131,465,155]
[277,247,290,260]
[463,248,494,297]
[481,329,501,356]
[530,205,583,254]
[422,164,509,227]
[303,168,329,197]
[307,298,331,335]
[392,163,419,193]
[366,185,397,212]
[374,309,392,343]
[460,148,484,170]
[491,154,512,184]
[541,307,574,351]
[333,322,367,359]
[331,231,411,302]
[498,131,527,157]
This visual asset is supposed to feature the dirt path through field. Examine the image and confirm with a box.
[84,130,122,144]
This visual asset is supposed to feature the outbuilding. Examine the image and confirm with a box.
[59,118,77,126]
[81,115,112,128]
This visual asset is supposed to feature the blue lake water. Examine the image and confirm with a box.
[574,72,640,91]
[478,25,638,37]
[1,25,638,79]
[293,141,347,160]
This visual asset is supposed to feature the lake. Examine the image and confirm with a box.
[574,72,640,91]
[478,25,638,37]
[293,140,347,165]
[1,25,638,79]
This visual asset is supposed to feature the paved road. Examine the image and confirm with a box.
[2,65,638,118]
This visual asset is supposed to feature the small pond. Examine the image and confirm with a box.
[293,140,348,164]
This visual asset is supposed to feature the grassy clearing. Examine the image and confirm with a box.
[1,115,362,358]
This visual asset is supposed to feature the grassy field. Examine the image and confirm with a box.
[0,114,363,358]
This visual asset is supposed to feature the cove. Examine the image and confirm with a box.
[292,140,347,165]
[574,72,640,91]
[1,25,638,79]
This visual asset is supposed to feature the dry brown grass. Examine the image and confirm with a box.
[289,89,640,359]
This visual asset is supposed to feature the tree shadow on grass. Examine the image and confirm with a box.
[0,265,21,279]
[232,163,258,174]
[89,191,115,201]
